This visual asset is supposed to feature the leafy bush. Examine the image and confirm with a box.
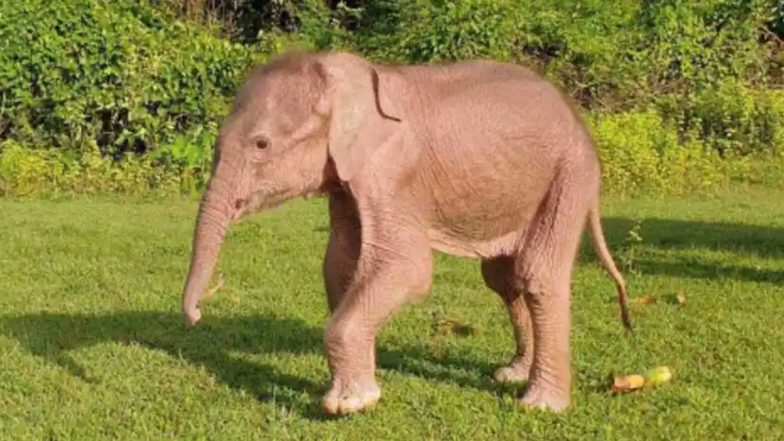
[0,140,186,197]
[656,80,784,157]
[640,1,773,94]
[343,0,519,63]
[0,142,68,197]
[0,0,253,157]
[589,111,732,196]
[692,82,784,156]
[1,0,783,198]
[299,1,778,108]
[144,0,304,41]
[149,125,218,194]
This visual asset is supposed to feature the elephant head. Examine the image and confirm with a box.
[181,52,403,326]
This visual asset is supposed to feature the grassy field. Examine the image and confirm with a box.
[1,185,783,440]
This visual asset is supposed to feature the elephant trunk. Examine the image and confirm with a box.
[181,170,235,326]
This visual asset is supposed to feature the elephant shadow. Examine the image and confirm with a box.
[0,311,505,420]
[7,217,781,420]
[581,217,784,284]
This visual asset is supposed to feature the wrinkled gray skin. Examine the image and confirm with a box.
[181,51,630,414]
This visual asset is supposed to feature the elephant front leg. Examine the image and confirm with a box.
[322,229,432,415]
[323,191,361,313]
[323,228,359,313]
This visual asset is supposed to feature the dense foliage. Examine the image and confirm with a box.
[1,0,782,197]
[0,0,257,195]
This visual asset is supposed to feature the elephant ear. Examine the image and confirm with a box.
[315,54,403,183]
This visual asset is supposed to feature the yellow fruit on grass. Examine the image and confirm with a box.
[611,374,646,393]
[645,366,673,386]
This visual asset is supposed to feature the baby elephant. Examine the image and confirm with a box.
[180,51,630,414]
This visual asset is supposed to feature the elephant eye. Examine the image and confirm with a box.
[255,137,270,150]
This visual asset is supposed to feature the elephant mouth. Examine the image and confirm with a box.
[232,188,289,220]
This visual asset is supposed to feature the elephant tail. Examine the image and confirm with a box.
[587,201,632,332]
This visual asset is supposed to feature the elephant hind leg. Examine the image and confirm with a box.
[481,256,533,384]
[512,172,593,412]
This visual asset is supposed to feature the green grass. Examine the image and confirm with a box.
[1,185,783,440]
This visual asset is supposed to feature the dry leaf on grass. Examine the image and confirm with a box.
[204,273,226,299]
[675,291,687,306]
[630,293,686,307]
[630,295,657,305]
[431,313,480,337]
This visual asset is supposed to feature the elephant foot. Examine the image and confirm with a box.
[519,384,569,412]
[322,376,381,415]
[492,356,531,384]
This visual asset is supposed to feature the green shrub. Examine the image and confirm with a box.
[358,0,519,63]
[143,0,303,42]
[511,0,646,108]
[0,0,253,157]
[754,89,784,155]
[641,1,772,93]
[0,140,184,197]
[589,110,731,196]
[690,80,779,156]
[0,142,65,197]
[149,125,218,194]
[300,1,776,108]
[657,80,784,157]
[2,0,782,198]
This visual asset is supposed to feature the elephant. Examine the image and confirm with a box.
[180,51,631,415]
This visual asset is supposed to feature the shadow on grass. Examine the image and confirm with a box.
[323,217,784,283]
[0,311,504,420]
[8,217,780,418]
[582,218,784,283]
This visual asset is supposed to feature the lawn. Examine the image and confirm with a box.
[1,185,783,440]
